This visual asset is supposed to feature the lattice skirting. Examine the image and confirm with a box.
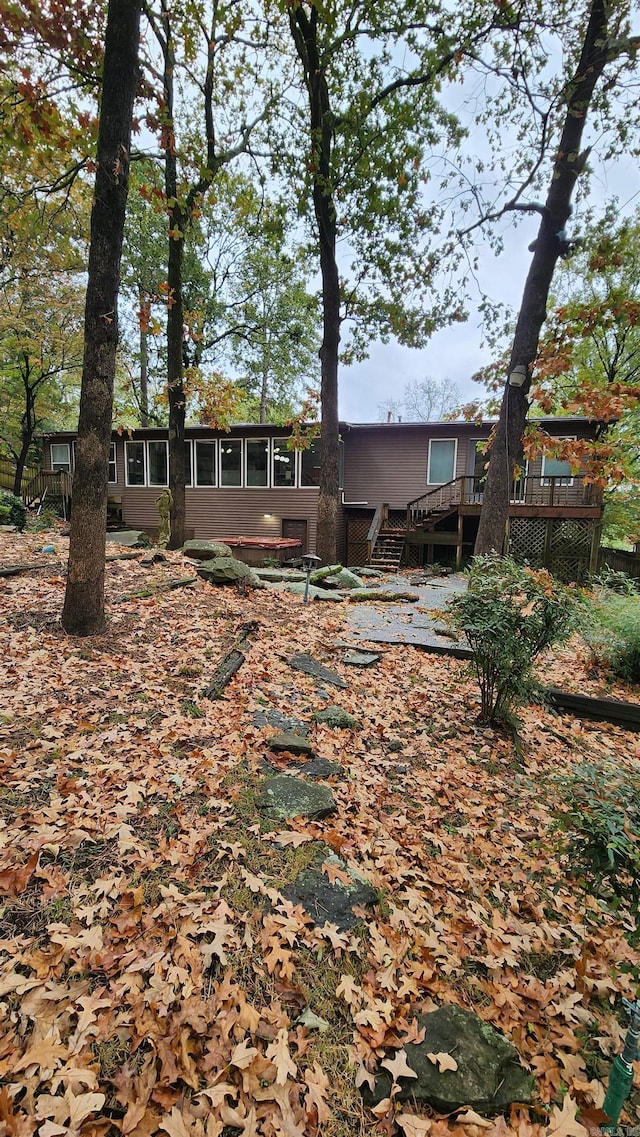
[508,517,595,582]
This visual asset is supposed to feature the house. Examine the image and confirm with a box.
[38,416,603,580]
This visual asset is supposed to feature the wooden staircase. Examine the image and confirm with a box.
[369,528,406,571]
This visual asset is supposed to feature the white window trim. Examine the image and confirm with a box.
[272,438,297,489]
[108,442,117,484]
[541,437,575,486]
[184,439,192,487]
[427,438,457,486]
[124,441,146,487]
[219,438,243,488]
[193,440,218,487]
[245,437,270,488]
[50,442,71,473]
[147,440,169,487]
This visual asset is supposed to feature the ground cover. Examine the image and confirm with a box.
[1,527,639,1137]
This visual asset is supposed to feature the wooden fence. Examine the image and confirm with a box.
[598,546,640,579]
[0,458,39,496]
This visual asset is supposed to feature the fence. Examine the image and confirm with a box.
[0,458,39,496]
[598,546,640,579]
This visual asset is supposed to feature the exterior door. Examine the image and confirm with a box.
[282,519,308,554]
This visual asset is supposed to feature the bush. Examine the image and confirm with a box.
[590,567,638,595]
[582,591,640,684]
[557,760,640,941]
[0,491,26,531]
[446,555,580,724]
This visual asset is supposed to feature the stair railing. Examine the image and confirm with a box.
[367,502,389,562]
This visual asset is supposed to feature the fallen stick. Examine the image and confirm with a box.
[0,562,53,577]
[203,620,258,699]
[112,575,197,603]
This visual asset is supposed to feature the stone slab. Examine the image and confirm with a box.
[267,732,314,756]
[282,852,377,930]
[256,775,337,821]
[288,653,348,689]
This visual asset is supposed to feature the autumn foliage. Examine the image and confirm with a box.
[1,527,640,1135]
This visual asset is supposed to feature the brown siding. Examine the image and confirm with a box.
[342,424,488,508]
[121,486,320,547]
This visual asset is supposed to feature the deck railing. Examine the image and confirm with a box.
[0,458,39,495]
[23,469,73,508]
[407,475,597,530]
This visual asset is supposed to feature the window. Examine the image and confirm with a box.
[184,441,192,487]
[148,440,168,486]
[108,442,117,483]
[125,441,145,486]
[272,439,295,487]
[300,438,321,487]
[51,443,71,473]
[195,441,216,486]
[220,439,242,486]
[246,439,269,487]
[542,438,575,486]
[427,438,457,484]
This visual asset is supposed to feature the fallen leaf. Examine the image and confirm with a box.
[426,1051,458,1073]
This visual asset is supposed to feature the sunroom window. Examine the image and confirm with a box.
[148,441,168,486]
[272,439,295,487]
[125,442,145,486]
[195,441,216,486]
[220,440,242,486]
[108,442,117,483]
[246,439,269,487]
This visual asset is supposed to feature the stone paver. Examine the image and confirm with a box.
[346,571,471,655]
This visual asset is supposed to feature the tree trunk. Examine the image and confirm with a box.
[166,224,186,549]
[475,0,611,556]
[139,292,150,426]
[290,5,341,564]
[61,0,141,635]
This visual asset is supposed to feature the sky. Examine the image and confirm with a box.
[337,70,640,425]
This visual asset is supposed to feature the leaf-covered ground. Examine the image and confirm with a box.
[1,528,639,1137]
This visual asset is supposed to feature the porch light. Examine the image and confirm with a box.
[508,364,527,388]
[264,513,272,518]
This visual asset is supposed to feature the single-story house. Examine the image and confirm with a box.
[37,416,603,579]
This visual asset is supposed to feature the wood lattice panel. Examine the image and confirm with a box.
[549,518,592,582]
[508,518,546,568]
[345,513,373,567]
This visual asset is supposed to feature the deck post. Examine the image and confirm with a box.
[456,512,464,569]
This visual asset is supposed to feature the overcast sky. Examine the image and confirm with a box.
[338,132,640,425]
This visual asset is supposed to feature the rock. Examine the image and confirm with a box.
[256,776,337,821]
[288,653,348,689]
[291,757,342,779]
[183,539,233,560]
[283,852,377,930]
[362,1005,534,1113]
[343,651,380,667]
[386,738,404,753]
[322,568,365,590]
[253,568,306,583]
[267,732,314,756]
[313,706,360,729]
[106,530,145,547]
[309,563,343,584]
[267,581,345,600]
[196,556,259,586]
[253,709,308,735]
[140,550,167,565]
[350,566,385,578]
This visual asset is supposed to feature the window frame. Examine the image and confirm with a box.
[124,441,146,487]
[50,442,71,473]
[271,438,297,488]
[194,440,217,487]
[541,437,575,487]
[147,440,169,487]
[219,438,243,487]
[108,442,117,484]
[245,437,270,488]
[427,438,458,486]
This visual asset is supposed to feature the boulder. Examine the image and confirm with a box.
[183,539,233,560]
[256,775,337,821]
[362,1005,534,1113]
[343,651,380,667]
[313,706,360,729]
[283,852,377,930]
[253,568,306,583]
[196,556,258,586]
[322,568,365,590]
[253,709,308,735]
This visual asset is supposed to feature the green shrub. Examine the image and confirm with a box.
[446,555,580,724]
[0,491,26,531]
[590,567,638,595]
[583,591,640,683]
[557,760,640,941]
[27,506,60,532]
